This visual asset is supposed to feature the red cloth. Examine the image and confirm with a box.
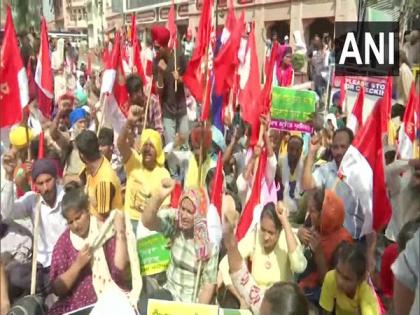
[35,17,54,119]
[236,149,267,241]
[214,11,244,95]
[210,152,224,218]
[151,26,170,48]
[131,14,146,83]
[183,0,214,114]
[276,65,294,87]
[381,76,392,134]
[380,243,398,298]
[167,0,178,49]
[0,6,27,127]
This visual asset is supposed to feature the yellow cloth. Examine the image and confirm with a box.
[9,126,33,149]
[320,270,380,315]
[138,129,165,167]
[86,157,123,218]
[184,154,212,189]
[124,149,170,220]
[387,120,397,146]
[219,225,306,290]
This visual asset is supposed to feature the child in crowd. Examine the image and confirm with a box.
[320,242,380,315]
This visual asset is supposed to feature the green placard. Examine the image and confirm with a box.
[137,233,171,276]
[221,309,253,315]
[270,87,316,132]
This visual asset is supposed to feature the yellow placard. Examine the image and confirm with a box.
[147,299,218,315]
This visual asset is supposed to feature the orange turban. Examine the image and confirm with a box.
[151,26,170,47]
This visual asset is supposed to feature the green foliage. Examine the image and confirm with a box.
[292,53,305,71]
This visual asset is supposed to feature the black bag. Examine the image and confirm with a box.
[7,295,45,315]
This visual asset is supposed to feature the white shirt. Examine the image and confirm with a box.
[1,181,67,267]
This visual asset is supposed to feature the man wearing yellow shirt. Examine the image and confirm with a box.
[76,130,123,221]
[117,105,170,233]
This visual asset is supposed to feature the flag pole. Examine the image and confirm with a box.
[96,93,107,136]
[174,49,178,92]
[142,75,154,133]
[30,196,41,295]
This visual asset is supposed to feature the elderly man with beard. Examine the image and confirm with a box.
[1,158,67,299]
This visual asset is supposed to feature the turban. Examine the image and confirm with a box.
[211,126,226,152]
[59,93,75,104]
[191,126,212,150]
[69,108,87,128]
[31,158,57,181]
[9,126,33,149]
[139,129,165,166]
[151,26,170,47]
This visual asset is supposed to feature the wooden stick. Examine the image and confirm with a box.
[96,93,107,136]
[142,77,154,133]
[193,260,203,302]
[30,195,41,295]
[174,49,178,93]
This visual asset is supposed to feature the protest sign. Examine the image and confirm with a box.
[221,309,253,315]
[332,75,387,97]
[147,299,218,315]
[270,87,317,133]
[137,233,171,276]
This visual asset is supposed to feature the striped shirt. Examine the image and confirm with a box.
[158,209,219,302]
[145,95,164,135]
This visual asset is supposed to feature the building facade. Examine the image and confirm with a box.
[124,0,358,67]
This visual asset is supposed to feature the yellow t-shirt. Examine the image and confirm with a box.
[124,149,170,221]
[86,157,123,218]
[320,270,380,315]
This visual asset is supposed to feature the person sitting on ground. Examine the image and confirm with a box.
[117,105,170,234]
[50,107,88,184]
[98,127,126,186]
[298,188,353,307]
[48,187,130,315]
[320,242,380,315]
[219,201,306,308]
[76,130,123,221]
[142,178,219,304]
[1,158,67,299]
[222,202,309,315]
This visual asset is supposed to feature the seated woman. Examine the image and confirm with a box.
[219,202,307,306]
[48,187,132,315]
[142,178,219,304]
[222,202,309,315]
[298,188,353,306]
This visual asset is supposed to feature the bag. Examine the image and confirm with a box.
[7,295,44,315]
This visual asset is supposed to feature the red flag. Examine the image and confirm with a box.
[183,0,214,114]
[339,99,392,235]
[339,76,346,107]
[398,83,419,159]
[381,76,392,134]
[220,0,236,45]
[170,181,183,208]
[236,149,268,240]
[167,0,178,49]
[35,17,53,119]
[131,14,146,83]
[38,131,45,159]
[346,87,365,135]
[0,6,29,128]
[211,152,224,218]
[213,11,244,95]
[238,24,261,146]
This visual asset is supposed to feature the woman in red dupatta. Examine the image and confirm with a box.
[298,188,353,305]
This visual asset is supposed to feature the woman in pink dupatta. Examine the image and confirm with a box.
[276,46,294,87]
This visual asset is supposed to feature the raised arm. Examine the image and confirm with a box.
[117,105,143,164]
[50,108,71,150]
[113,210,129,271]
[302,134,321,190]
[142,178,175,232]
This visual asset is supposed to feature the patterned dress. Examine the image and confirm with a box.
[48,229,127,315]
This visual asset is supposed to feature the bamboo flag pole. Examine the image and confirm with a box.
[96,93,107,136]
[142,75,154,133]
[30,196,41,295]
[174,49,178,92]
